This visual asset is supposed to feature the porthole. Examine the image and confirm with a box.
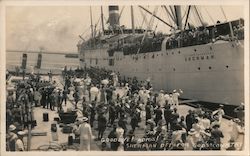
[173,68,175,71]
[196,57,199,60]
[209,66,212,70]
[226,65,229,68]
[152,54,154,58]
[178,51,181,54]
[198,67,200,70]
[210,46,212,50]
[194,49,197,52]
[144,56,146,59]
[206,56,209,59]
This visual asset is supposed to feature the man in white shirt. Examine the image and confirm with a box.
[212,104,225,124]
[75,117,93,151]
[172,89,183,108]
[15,131,26,151]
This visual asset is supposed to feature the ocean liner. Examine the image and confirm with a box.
[77,6,244,106]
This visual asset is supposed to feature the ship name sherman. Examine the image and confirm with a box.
[185,53,215,62]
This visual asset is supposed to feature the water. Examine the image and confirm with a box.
[6,51,79,74]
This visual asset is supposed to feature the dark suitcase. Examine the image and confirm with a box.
[43,113,49,122]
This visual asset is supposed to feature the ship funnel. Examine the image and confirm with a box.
[108,6,120,29]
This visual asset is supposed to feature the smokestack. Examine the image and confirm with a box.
[108,6,120,29]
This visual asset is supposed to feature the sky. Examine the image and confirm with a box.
[6,5,244,53]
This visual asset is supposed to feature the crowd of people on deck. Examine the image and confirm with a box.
[109,21,244,55]
[6,67,245,151]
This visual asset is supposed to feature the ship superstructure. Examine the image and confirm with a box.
[77,5,244,106]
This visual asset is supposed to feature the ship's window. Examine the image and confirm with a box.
[206,56,209,60]
[188,57,191,61]
[96,58,98,65]
[178,51,181,54]
[173,68,175,71]
[211,55,214,59]
[209,66,212,70]
[201,56,204,60]
[157,54,159,56]
[198,67,200,70]
[194,49,197,52]
[196,57,199,60]
[226,65,229,68]
[210,46,212,50]
[152,54,154,58]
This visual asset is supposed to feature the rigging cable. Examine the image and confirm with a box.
[220,6,228,21]
[137,6,159,54]
[204,6,216,25]
[139,7,149,29]
[162,5,176,24]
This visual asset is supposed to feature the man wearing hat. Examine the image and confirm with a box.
[75,117,93,151]
[185,128,198,150]
[212,104,225,124]
[15,131,26,151]
[229,118,244,150]
[172,89,183,108]
[211,124,224,150]
[7,125,18,151]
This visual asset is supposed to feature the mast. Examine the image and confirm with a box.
[184,6,191,29]
[174,5,182,30]
[101,6,105,33]
[131,6,135,34]
[90,6,94,38]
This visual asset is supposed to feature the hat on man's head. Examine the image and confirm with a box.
[233,118,241,123]
[9,125,16,131]
[188,129,197,135]
[17,131,26,136]
[219,104,224,108]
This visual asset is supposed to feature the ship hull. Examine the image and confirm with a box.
[79,40,244,106]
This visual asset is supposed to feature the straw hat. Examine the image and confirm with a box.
[9,125,16,131]
[173,89,177,93]
[17,131,26,136]
[188,129,197,135]
[82,117,89,122]
[233,118,241,123]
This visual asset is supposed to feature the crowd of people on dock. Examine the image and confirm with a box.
[6,67,245,151]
